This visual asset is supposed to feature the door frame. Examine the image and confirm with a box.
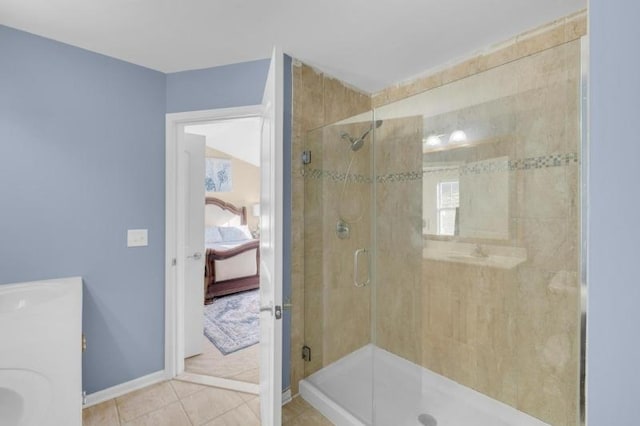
[164,105,266,380]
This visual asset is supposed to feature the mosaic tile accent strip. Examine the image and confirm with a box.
[303,152,579,183]
[303,168,371,183]
[376,171,423,183]
[508,152,579,170]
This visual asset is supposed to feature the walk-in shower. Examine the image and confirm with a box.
[299,20,585,426]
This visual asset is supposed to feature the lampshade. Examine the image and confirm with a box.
[251,203,260,217]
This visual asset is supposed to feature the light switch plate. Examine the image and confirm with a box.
[127,229,148,247]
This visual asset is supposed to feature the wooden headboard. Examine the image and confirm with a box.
[205,197,247,227]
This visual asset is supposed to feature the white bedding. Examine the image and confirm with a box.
[206,239,255,251]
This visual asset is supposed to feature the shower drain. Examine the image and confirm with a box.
[418,413,438,426]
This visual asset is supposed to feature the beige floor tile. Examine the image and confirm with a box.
[228,367,260,383]
[246,397,260,420]
[287,409,334,426]
[181,387,245,425]
[202,403,260,426]
[185,337,259,384]
[238,392,258,402]
[115,382,177,423]
[283,396,312,422]
[121,402,190,426]
[171,380,207,399]
[83,399,120,426]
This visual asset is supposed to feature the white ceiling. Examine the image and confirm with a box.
[185,118,262,167]
[0,0,585,93]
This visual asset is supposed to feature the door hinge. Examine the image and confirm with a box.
[82,334,87,352]
[302,150,311,165]
[82,390,87,405]
[302,345,311,362]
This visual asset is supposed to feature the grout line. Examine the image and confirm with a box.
[244,402,261,423]
[114,398,124,426]
[177,400,194,426]
[198,395,247,425]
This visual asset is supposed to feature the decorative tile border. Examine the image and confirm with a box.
[508,152,579,170]
[303,168,371,183]
[303,152,579,183]
[376,171,423,183]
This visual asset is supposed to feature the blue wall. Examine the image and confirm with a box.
[588,2,640,424]
[0,25,279,395]
[0,26,166,394]
[166,59,270,113]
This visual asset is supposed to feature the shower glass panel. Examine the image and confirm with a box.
[302,111,375,423]
[301,38,582,426]
[372,40,582,426]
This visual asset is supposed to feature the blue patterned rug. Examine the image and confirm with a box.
[204,289,260,355]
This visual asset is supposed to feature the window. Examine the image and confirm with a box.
[437,181,459,236]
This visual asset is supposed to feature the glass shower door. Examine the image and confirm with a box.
[302,112,375,424]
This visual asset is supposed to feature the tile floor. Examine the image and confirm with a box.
[185,336,259,384]
[82,380,332,425]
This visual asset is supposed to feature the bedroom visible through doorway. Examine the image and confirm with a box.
[183,117,262,387]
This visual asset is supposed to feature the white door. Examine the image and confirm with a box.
[259,48,284,425]
[182,132,206,358]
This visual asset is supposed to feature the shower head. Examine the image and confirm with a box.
[341,120,384,152]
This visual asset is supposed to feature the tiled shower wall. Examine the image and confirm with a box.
[373,116,424,363]
[290,63,371,394]
[291,10,586,426]
[373,37,581,426]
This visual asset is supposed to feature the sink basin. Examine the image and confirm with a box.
[0,369,51,426]
[0,277,82,426]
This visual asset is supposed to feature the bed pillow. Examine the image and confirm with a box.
[205,227,223,243]
[218,225,253,242]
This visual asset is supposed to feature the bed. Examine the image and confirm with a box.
[204,197,260,304]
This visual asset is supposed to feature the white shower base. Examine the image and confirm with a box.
[299,345,549,426]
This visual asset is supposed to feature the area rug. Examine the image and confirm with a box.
[203,289,260,355]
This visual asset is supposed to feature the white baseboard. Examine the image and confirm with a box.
[282,388,292,405]
[84,370,168,408]
[85,370,293,411]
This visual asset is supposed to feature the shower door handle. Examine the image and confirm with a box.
[354,248,370,288]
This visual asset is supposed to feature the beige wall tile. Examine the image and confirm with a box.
[323,76,371,125]
[442,57,481,85]
[300,64,325,132]
[478,42,519,71]
[516,23,565,58]
[565,12,588,41]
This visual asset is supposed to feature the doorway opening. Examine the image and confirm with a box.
[164,105,267,397]
[182,117,262,387]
